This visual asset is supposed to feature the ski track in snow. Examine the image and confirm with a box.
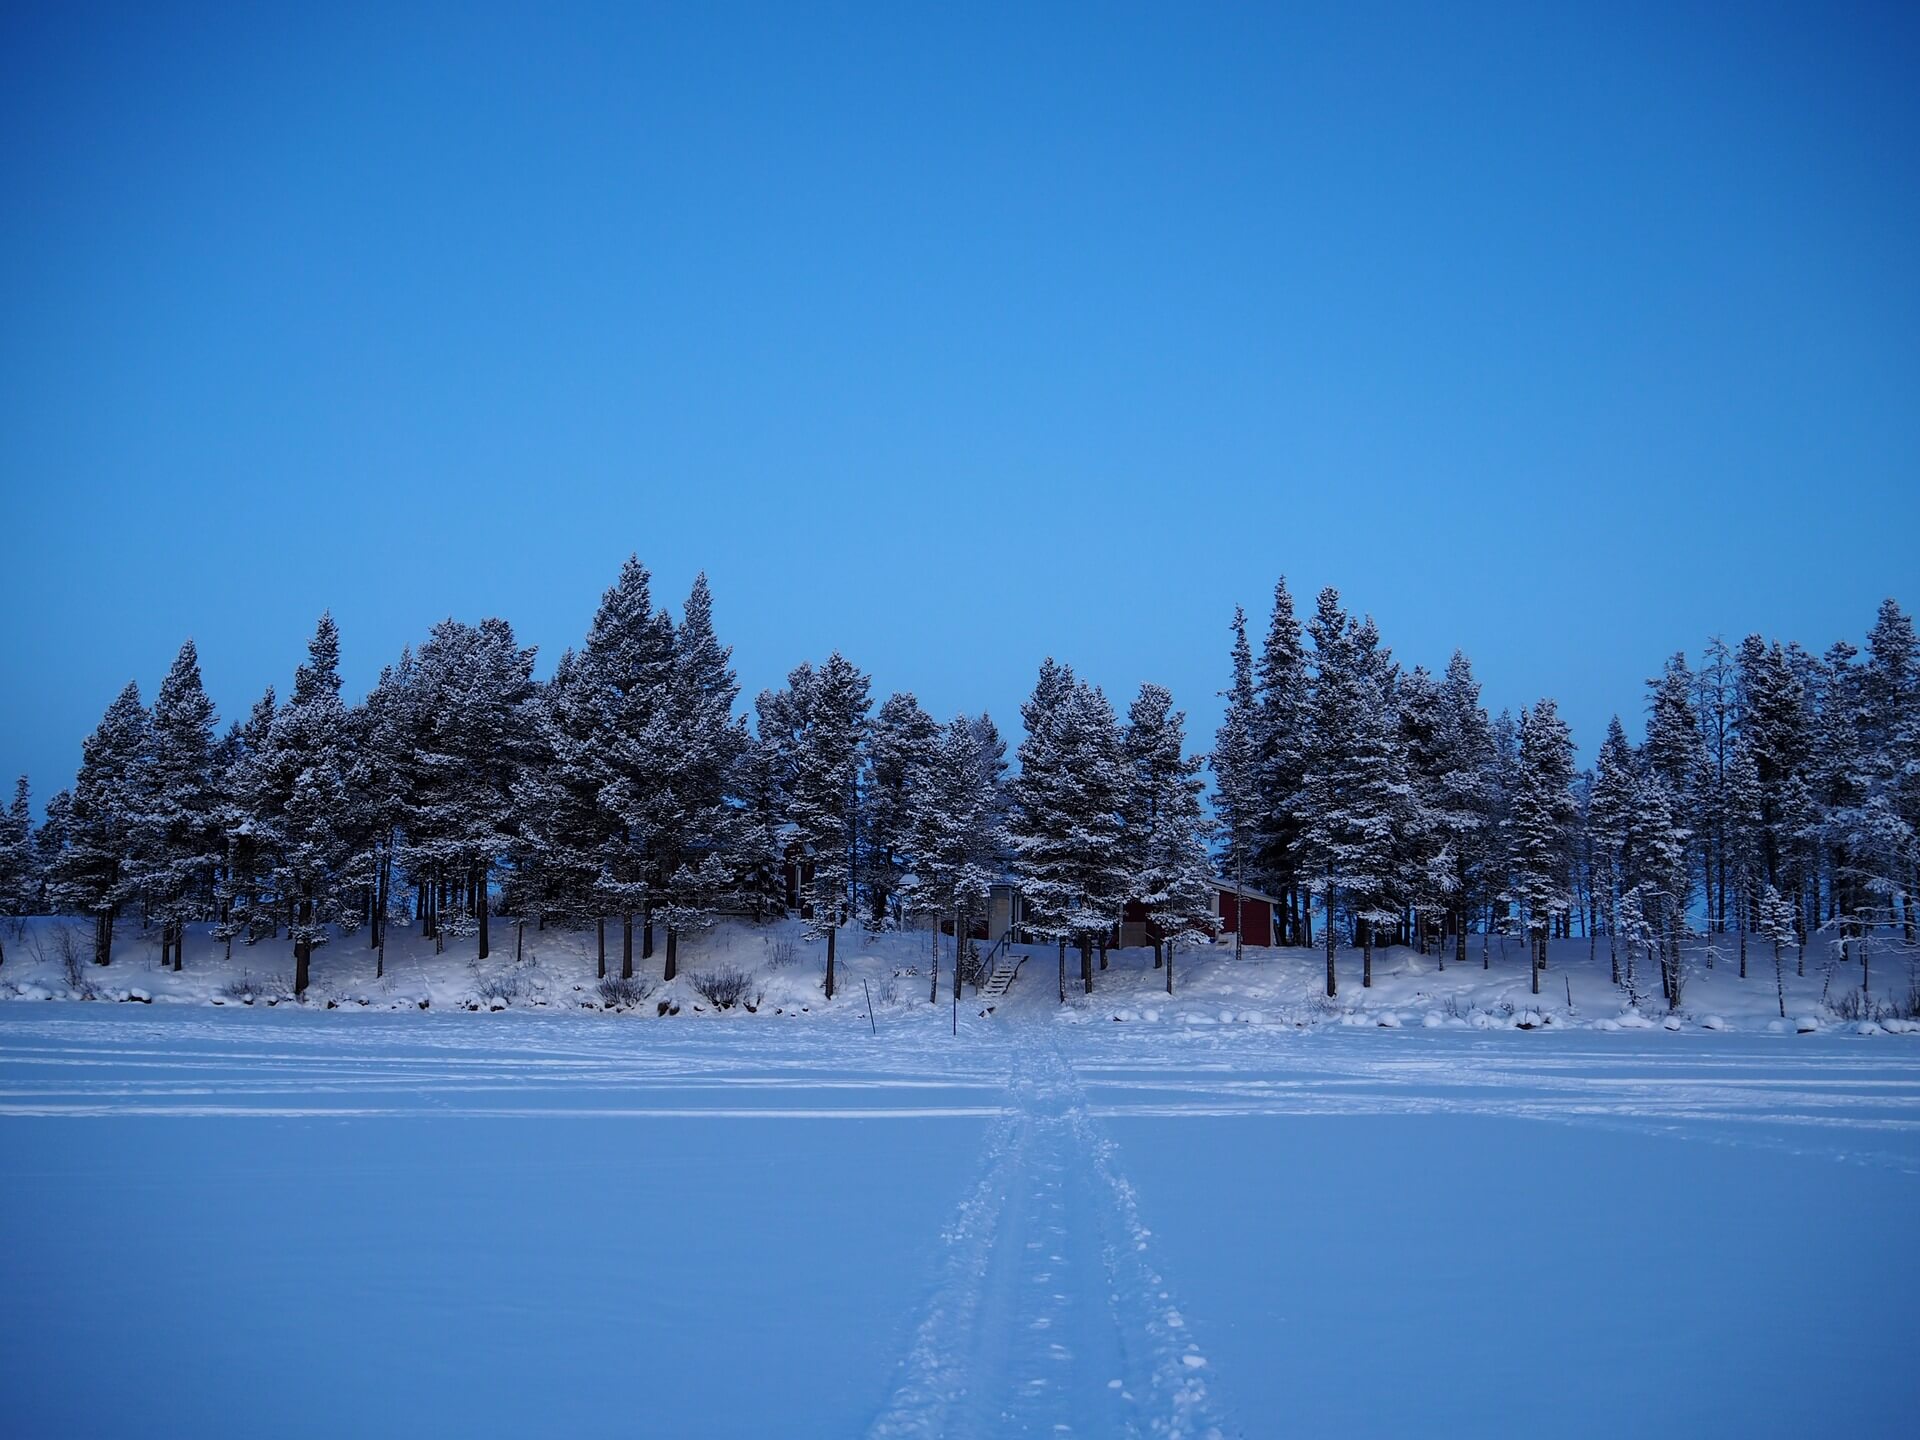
[869,1032,1232,1440]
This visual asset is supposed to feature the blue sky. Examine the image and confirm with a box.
[3,2,1916,802]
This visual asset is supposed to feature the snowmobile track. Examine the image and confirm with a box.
[868,1033,1233,1440]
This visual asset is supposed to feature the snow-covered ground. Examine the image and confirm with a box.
[4,912,1917,1038]
[2,969,1916,1437]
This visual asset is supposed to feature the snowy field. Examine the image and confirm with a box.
[3,994,1917,1438]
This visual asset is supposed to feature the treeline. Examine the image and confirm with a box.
[1207,583,1919,1008]
[0,562,1913,1013]
[0,558,1216,1001]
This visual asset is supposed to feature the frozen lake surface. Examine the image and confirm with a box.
[2,1004,1916,1437]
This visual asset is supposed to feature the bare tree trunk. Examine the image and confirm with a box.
[476,862,490,960]
[1324,882,1337,997]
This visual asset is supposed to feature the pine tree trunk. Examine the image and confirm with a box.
[1324,881,1337,997]
[1058,938,1066,1003]
[1531,930,1542,995]
[642,903,654,961]
[1153,938,1163,970]
[597,916,606,980]
[516,919,525,963]
[1098,936,1107,970]
[172,920,182,972]
[1081,936,1093,995]
[622,914,634,981]
[930,922,940,1003]
[476,863,490,960]
[824,925,836,999]
[664,926,678,982]
[1166,941,1175,995]
[1362,920,1372,988]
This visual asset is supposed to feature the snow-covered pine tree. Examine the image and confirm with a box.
[1587,716,1637,986]
[260,615,355,996]
[1010,658,1079,1002]
[1512,699,1576,994]
[47,682,152,966]
[1863,598,1919,944]
[515,649,617,971]
[344,651,416,971]
[1628,767,1689,1010]
[1757,882,1796,1018]
[1211,608,1260,963]
[1695,636,1736,938]
[1057,681,1131,994]
[653,574,748,978]
[1431,652,1499,968]
[782,653,871,998]
[1644,652,1703,964]
[1397,666,1451,960]
[1723,733,1764,978]
[0,776,33,963]
[863,693,939,931]
[213,687,277,956]
[579,556,677,977]
[1124,683,1214,995]
[910,715,1008,1000]
[400,619,537,962]
[138,640,221,971]
[1301,591,1410,991]
[733,698,794,925]
[1253,577,1311,946]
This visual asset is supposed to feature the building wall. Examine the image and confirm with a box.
[1216,888,1272,945]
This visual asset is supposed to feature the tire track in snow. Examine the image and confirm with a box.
[869,1035,1233,1440]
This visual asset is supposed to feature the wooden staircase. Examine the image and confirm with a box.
[979,945,1024,1000]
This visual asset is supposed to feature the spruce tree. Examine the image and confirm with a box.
[1010,658,1079,1001]
[1512,699,1576,993]
[1210,608,1260,961]
[1253,577,1311,946]
[260,616,355,996]
[48,683,152,965]
[781,653,871,998]
[653,574,747,977]
[1125,683,1214,995]
[0,776,33,963]
[864,693,939,930]
[139,640,221,971]
[579,556,677,977]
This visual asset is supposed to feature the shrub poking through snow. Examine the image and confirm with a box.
[598,975,654,1009]
[765,936,799,969]
[689,966,753,1010]
[219,975,272,1005]
[474,973,520,1004]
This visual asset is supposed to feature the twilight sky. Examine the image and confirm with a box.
[3,2,1917,804]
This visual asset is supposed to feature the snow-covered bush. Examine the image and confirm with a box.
[689,966,753,1010]
[598,975,654,1009]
